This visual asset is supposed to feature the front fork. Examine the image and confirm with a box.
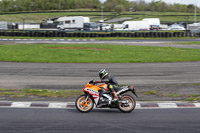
[84,93,89,103]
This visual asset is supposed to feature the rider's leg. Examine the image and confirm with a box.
[108,84,118,100]
[99,87,104,98]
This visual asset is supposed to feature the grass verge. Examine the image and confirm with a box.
[0,88,83,99]
[139,90,200,102]
[171,41,200,45]
[0,11,199,23]
[1,44,200,63]
[1,88,199,102]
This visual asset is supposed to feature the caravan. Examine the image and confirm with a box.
[57,16,90,30]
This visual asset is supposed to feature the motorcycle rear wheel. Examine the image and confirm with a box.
[118,94,136,113]
[75,95,94,113]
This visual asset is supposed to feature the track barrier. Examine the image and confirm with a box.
[0,30,199,38]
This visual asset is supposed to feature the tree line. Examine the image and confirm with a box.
[103,0,199,13]
[132,0,199,13]
[0,0,101,12]
[0,0,199,13]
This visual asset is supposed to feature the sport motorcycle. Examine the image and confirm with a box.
[75,80,138,113]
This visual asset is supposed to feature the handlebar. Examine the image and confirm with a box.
[89,79,95,85]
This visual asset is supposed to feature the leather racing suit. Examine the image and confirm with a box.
[95,74,119,100]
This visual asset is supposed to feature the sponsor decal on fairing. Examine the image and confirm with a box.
[84,88,99,104]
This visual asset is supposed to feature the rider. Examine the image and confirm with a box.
[94,69,119,101]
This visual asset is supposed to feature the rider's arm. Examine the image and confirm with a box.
[95,78,109,84]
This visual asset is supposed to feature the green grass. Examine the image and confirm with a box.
[121,11,200,23]
[172,42,200,45]
[1,44,200,63]
[0,88,83,99]
[185,94,200,101]
[23,89,83,98]
[0,10,199,23]
[127,15,196,23]
[140,90,159,95]
[164,94,182,98]
[0,11,115,23]
[1,88,199,101]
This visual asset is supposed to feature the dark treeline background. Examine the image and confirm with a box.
[0,0,199,13]
[0,0,101,12]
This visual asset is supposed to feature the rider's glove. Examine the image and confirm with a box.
[89,79,97,85]
[89,80,94,84]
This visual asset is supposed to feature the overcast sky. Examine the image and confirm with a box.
[100,0,199,6]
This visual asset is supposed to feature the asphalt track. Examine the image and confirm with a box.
[0,61,200,89]
[0,108,200,133]
[1,38,200,49]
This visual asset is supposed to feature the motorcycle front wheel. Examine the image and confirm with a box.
[118,94,136,113]
[75,95,94,113]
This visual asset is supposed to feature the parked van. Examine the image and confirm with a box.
[122,21,150,31]
[142,18,160,30]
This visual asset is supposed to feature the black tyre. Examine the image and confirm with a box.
[118,94,136,113]
[75,95,94,113]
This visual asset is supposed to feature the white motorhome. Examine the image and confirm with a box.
[122,21,150,31]
[57,16,90,30]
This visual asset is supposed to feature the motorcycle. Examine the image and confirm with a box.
[75,80,138,113]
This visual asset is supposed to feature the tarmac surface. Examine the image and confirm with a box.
[0,61,200,90]
[1,38,200,49]
[0,107,200,133]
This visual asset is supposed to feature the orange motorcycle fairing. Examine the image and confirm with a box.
[83,83,102,105]
[97,84,109,91]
